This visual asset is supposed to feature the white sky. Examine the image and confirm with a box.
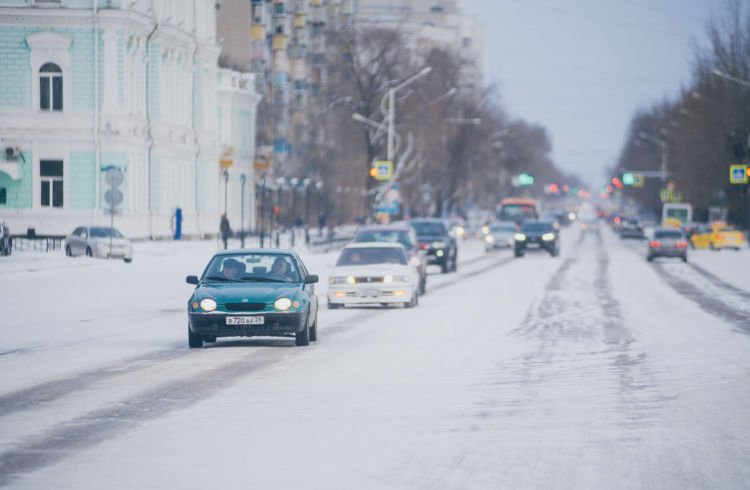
[463,0,723,190]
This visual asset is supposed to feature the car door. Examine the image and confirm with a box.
[69,227,84,255]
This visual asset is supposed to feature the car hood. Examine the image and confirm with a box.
[195,282,302,303]
[332,264,411,276]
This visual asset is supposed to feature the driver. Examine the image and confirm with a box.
[222,258,245,280]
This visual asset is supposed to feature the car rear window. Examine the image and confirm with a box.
[654,230,683,239]
[336,247,407,266]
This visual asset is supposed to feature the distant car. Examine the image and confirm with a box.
[0,219,11,256]
[409,218,458,273]
[484,221,517,250]
[619,218,645,239]
[580,218,600,234]
[185,249,319,347]
[648,228,688,262]
[514,220,559,257]
[353,224,427,295]
[65,226,133,262]
[327,242,419,309]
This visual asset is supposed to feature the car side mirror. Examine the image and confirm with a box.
[186,275,199,285]
[304,274,319,284]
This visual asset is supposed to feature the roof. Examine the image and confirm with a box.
[213,248,298,256]
[342,242,405,249]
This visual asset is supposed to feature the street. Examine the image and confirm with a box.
[1,226,750,489]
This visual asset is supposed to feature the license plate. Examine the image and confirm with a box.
[361,289,379,297]
[226,316,264,325]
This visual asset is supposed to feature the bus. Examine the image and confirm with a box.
[497,198,539,225]
[661,203,692,228]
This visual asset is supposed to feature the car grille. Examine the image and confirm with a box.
[225,302,266,311]
[355,276,384,283]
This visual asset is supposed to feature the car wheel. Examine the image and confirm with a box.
[123,258,132,263]
[451,255,458,272]
[309,314,318,342]
[295,320,310,346]
[441,260,449,274]
[327,300,341,310]
[514,250,523,258]
[682,255,688,263]
[188,325,203,348]
[85,247,93,257]
[710,242,715,251]
[647,255,653,262]
[65,245,72,257]
[419,276,426,296]
[405,291,417,308]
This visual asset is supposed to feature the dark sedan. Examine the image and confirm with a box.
[186,249,319,347]
[514,220,559,257]
[409,218,458,273]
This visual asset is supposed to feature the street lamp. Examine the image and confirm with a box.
[386,66,432,163]
[222,170,229,216]
[712,68,750,89]
[638,131,668,184]
[240,174,246,248]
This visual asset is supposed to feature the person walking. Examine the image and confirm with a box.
[220,214,232,250]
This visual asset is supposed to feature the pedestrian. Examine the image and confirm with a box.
[220,214,232,250]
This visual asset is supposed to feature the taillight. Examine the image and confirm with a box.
[649,241,661,247]
[716,233,723,240]
[419,243,428,249]
[676,242,688,248]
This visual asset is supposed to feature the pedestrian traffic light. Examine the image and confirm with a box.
[622,173,635,186]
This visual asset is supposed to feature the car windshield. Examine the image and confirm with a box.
[521,222,554,233]
[203,253,301,283]
[491,224,516,232]
[654,230,683,239]
[336,247,407,266]
[90,227,124,238]
[411,222,446,236]
[356,230,413,248]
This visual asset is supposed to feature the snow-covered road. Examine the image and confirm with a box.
[1,225,749,489]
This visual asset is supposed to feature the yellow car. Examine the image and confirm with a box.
[690,222,745,250]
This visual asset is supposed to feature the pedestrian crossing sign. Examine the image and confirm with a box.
[729,164,748,184]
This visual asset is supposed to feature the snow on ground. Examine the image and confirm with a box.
[2,225,750,489]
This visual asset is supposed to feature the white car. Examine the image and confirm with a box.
[65,226,133,263]
[484,221,517,251]
[327,242,419,309]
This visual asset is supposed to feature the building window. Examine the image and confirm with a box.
[40,160,63,208]
[0,187,6,205]
[39,63,63,111]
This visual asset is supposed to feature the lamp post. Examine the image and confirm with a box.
[386,66,431,163]
[240,174,246,248]
[222,170,229,216]
[638,131,668,185]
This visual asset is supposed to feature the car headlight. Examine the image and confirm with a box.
[431,241,446,248]
[485,235,495,243]
[346,275,356,284]
[542,233,555,241]
[383,275,409,283]
[329,276,346,284]
[383,275,393,284]
[455,226,465,237]
[199,298,217,311]
[274,297,292,311]
[481,225,489,235]
[514,233,526,241]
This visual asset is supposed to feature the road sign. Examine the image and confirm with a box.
[104,189,123,207]
[633,174,644,187]
[372,161,393,181]
[518,173,534,186]
[729,164,748,184]
[104,168,123,186]
[622,173,635,185]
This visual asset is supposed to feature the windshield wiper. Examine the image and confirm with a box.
[240,277,288,283]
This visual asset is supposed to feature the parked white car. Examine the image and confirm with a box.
[327,242,419,309]
[65,226,133,263]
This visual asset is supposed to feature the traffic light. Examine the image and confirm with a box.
[518,173,534,186]
[622,173,635,186]
[370,166,378,177]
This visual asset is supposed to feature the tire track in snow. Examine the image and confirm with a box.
[0,246,517,486]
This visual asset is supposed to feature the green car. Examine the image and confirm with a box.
[186,249,319,348]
